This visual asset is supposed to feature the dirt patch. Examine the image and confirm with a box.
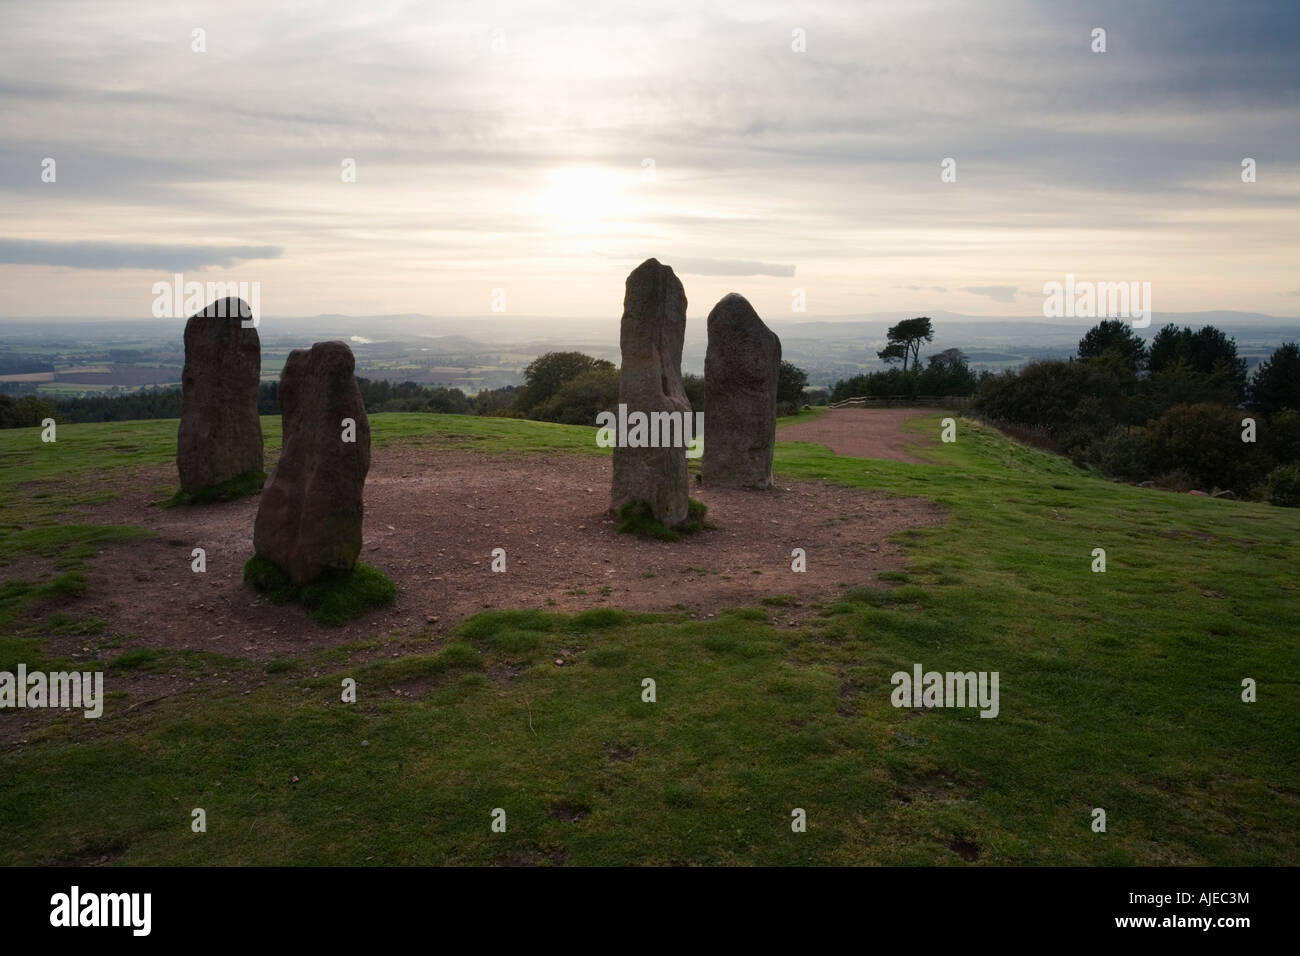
[946,837,982,862]
[36,443,942,663]
[777,408,938,463]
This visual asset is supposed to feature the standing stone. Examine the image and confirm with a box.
[176,298,263,494]
[253,341,371,586]
[611,258,692,527]
[703,293,781,489]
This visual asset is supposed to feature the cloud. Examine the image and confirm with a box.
[963,286,1019,303]
[903,284,948,293]
[672,257,796,277]
[1277,290,1300,297]
[0,239,283,271]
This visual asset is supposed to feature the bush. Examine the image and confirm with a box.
[1089,426,1151,482]
[682,373,705,410]
[532,366,620,425]
[1264,464,1300,508]
[514,352,614,416]
[777,361,809,405]
[1144,403,1268,494]
[1262,408,1300,466]
[974,359,1140,455]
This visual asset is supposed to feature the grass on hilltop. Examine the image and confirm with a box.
[0,410,1296,865]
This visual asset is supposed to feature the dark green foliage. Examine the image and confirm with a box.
[514,352,615,416]
[1148,324,1248,402]
[1144,403,1267,493]
[1264,464,1300,508]
[1088,426,1152,482]
[1077,319,1148,372]
[831,350,976,402]
[682,373,705,410]
[974,359,1141,460]
[532,366,619,425]
[1262,409,1300,466]
[877,317,934,371]
[1251,342,1300,419]
[777,361,809,405]
[0,394,56,429]
[918,348,977,395]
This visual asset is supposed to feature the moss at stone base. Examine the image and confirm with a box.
[165,469,266,507]
[616,497,710,541]
[243,556,397,626]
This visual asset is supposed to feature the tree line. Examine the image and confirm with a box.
[0,356,815,430]
[973,320,1300,505]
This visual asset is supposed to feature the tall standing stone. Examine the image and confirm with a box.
[253,341,371,586]
[611,258,692,527]
[703,293,781,489]
[176,298,263,495]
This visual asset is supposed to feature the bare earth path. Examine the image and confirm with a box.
[777,407,937,463]
[39,443,943,664]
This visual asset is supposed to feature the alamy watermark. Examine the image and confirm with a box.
[1042,274,1151,328]
[890,663,999,718]
[50,886,150,936]
[596,404,704,458]
[151,274,260,326]
[0,665,103,718]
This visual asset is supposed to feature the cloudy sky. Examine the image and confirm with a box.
[1,0,1297,321]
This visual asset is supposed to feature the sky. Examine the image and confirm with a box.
[1,0,1298,322]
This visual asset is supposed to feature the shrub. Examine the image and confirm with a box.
[1262,408,1300,466]
[1264,464,1300,508]
[1144,403,1268,494]
[531,366,620,425]
[777,361,809,405]
[514,352,615,416]
[973,359,1139,454]
[1089,426,1151,482]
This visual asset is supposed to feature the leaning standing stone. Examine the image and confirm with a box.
[253,341,371,586]
[610,258,692,527]
[176,297,263,496]
[703,293,781,488]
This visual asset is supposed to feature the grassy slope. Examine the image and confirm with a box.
[0,411,1297,865]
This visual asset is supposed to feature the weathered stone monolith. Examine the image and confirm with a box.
[703,293,781,488]
[176,298,263,495]
[610,258,692,527]
[253,341,370,585]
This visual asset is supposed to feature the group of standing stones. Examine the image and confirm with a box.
[611,258,782,527]
[178,258,776,591]
[176,299,371,587]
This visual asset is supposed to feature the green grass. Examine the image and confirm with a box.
[616,497,709,540]
[0,411,1297,865]
[243,556,397,626]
